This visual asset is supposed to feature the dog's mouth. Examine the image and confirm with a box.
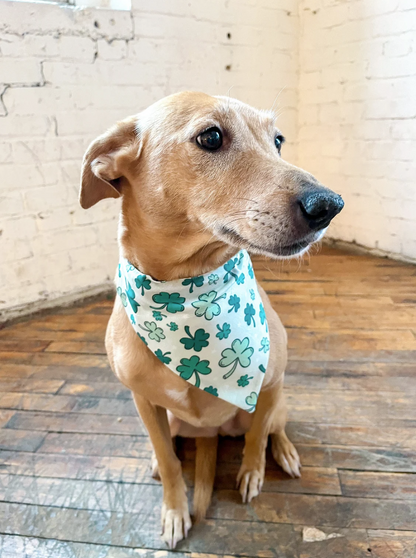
[217,225,322,258]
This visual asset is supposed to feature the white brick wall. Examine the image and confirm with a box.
[298,0,416,262]
[0,0,299,319]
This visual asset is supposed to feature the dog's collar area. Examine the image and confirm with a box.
[116,249,270,412]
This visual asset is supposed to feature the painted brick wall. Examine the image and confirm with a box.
[298,0,416,262]
[0,0,299,319]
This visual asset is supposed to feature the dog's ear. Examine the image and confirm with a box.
[80,117,141,209]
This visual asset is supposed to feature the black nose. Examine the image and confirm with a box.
[298,190,344,230]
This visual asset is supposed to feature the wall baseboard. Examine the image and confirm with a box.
[324,238,416,266]
[0,282,115,328]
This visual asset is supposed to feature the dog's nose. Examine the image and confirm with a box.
[298,189,344,230]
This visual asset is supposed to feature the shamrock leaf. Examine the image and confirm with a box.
[216,323,231,340]
[176,355,211,388]
[259,364,266,373]
[259,337,269,353]
[125,281,139,313]
[228,294,240,313]
[223,258,237,283]
[219,337,254,379]
[139,321,165,342]
[152,310,166,321]
[237,374,253,387]
[135,274,151,296]
[168,322,178,331]
[245,391,258,412]
[192,290,226,320]
[244,303,256,327]
[130,314,136,325]
[117,287,127,308]
[208,273,219,285]
[235,273,245,285]
[259,303,266,325]
[180,326,210,352]
[248,263,254,279]
[151,292,185,314]
[155,349,172,364]
[182,276,204,293]
[204,386,218,397]
[249,289,255,301]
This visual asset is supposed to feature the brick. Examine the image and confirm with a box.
[97,39,127,60]
[0,59,42,85]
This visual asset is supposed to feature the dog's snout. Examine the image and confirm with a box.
[298,189,344,230]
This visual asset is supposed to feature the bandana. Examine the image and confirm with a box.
[116,250,269,412]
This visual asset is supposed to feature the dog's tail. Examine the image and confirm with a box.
[193,436,218,522]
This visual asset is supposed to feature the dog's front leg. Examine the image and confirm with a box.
[237,381,301,503]
[133,394,191,549]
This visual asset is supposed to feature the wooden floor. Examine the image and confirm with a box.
[0,246,415,558]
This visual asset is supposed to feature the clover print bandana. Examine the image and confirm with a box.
[116,250,270,412]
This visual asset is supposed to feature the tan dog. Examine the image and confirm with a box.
[79,91,343,548]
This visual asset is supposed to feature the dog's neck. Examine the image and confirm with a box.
[119,211,238,282]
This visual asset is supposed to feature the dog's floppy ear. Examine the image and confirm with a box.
[80,117,141,209]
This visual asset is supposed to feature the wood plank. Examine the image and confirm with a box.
[0,328,106,342]
[285,372,416,392]
[45,341,106,354]
[0,392,136,416]
[286,421,416,451]
[0,429,46,452]
[0,339,51,353]
[0,379,64,395]
[57,381,131,399]
[0,352,110,367]
[0,411,14,429]
[4,411,146,436]
[339,470,416,500]
[0,364,116,382]
[209,491,416,530]
[286,359,416,377]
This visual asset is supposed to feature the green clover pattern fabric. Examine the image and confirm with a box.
[116,250,269,412]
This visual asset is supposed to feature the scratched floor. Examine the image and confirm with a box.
[0,246,415,558]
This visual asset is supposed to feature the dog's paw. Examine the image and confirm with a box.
[161,502,192,549]
[271,431,301,478]
[150,452,160,480]
[236,464,265,503]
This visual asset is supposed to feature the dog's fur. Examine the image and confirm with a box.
[80,91,342,548]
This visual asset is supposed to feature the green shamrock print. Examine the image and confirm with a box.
[176,355,212,388]
[155,349,172,364]
[135,274,151,296]
[168,322,178,331]
[259,337,269,353]
[117,286,127,307]
[180,326,210,352]
[152,310,166,321]
[244,303,256,327]
[245,391,258,412]
[223,258,245,285]
[182,276,204,293]
[151,292,185,314]
[136,332,148,346]
[259,364,266,373]
[249,289,255,300]
[192,290,226,320]
[125,281,139,313]
[248,263,254,279]
[204,386,218,397]
[237,374,253,387]
[219,337,254,379]
[259,304,269,331]
[208,273,219,285]
[130,314,136,325]
[216,323,231,340]
[139,321,165,342]
[228,294,240,313]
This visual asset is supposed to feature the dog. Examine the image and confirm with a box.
[79,91,343,549]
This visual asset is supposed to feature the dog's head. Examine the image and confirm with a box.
[80,91,343,268]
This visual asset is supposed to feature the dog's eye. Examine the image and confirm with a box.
[196,127,223,151]
[275,134,285,154]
